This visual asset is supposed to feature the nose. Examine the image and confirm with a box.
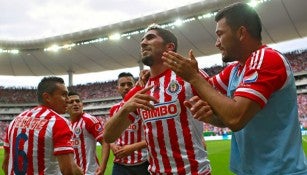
[140,39,148,48]
[215,38,221,48]
[65,95,69,102]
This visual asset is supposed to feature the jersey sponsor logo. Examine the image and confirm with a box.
[14,116,48,130]
[243,71,258,83]
[94,123,103,132]
[166,80,182,95]
[140,100,181,123]
[71,138,80,147]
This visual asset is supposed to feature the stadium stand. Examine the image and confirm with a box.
[0,49,306,143]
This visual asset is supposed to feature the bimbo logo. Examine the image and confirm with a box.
[140,100,181,123]
[71,138,80,147]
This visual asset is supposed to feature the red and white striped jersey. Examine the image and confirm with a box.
[127,69,211,174]
[109,102,148,165]
[3,105,74,175]
[209,45,288,108]
[70,113,104,174]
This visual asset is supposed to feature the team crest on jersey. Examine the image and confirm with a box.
[243,71,258,83]
[166,80,182,95]
[74,127,81,135]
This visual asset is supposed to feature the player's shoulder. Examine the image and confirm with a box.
[82,113,100,123]
[218,62,239,75]
[256,46,283,63]
[246,45,285,69]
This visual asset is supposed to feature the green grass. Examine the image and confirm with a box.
[1,135,307,175]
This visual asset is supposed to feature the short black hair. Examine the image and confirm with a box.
[68,91,80,97]
[37,76,65,104]
[146,24,178,52]
[118,72,134,80]
[68,91,82,102]
[215,2,262,40]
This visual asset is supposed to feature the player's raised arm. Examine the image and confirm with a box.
[103,86,156,143]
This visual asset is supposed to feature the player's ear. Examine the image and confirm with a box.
[237,26,248,41]
[42,92,51,104]
[166,43,175,51]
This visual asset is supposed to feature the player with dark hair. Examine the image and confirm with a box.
[2,76,83,175]
[108,72,150,175]
[104,25,212,174]
[162,2,307,174]
[67,91,110,175]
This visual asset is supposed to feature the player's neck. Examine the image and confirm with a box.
[70,114,81,122]
[149,63,168,78]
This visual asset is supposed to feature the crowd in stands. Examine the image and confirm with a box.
[0,87,36,104]
[285,50,307,73]
[298,94,307,128]
[0,121,10,143]
[0,50,306,142]
[68,80,119,100]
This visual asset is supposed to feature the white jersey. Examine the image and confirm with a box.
[70,113,104,174]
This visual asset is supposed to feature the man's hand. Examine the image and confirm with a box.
[123,85,157,113]
[95,166,105,175]
[184,96,213,123]
[136,69,150,87]
[113,145,135,159]
[162,49,199,82]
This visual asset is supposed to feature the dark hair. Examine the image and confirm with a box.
[68,91,80,97]
[37,76,65,104]
[117,72,135,84]
[146,24,178,52]
[118,72,134,80]
[215,2,262,40]
[68,91,82,101]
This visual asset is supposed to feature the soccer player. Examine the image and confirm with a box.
[104,25,212,174]
[67,91,110,175]
[2,76,83,175]
[109,72,149,175]
[162,2,307,174]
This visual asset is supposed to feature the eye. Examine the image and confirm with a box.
[127,82,133,86]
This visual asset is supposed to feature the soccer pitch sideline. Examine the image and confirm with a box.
[1,136,306,175]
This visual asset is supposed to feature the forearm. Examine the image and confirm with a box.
[2,149,9,175]
[189,74,253,131]
[104,107,132,143]
[100,141,110,172]
[209,114,226,127]
[57,153,83,175]
[130,140,147,151]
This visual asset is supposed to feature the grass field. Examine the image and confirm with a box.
[1,135,307,175]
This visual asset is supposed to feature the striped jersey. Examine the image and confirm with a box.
[3,105,74,175]
[126,69,211,174]
[210,45,307,174]
[109,101,148,165]
[209,45,290,106]
[70,113,104,174]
